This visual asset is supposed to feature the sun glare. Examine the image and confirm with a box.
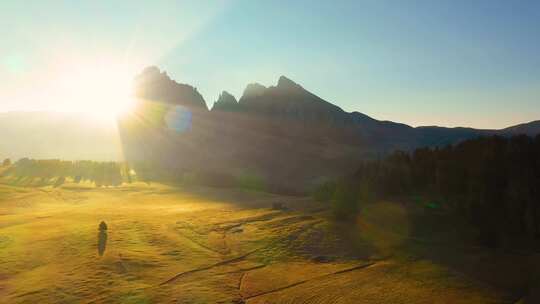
[52,65,137,121]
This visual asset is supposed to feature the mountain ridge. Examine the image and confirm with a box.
[1,67,538,191]
[116,67,540,190]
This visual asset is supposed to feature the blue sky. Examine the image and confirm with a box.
[1,0,539,128]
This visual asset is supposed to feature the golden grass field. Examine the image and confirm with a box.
[0,181,534,303]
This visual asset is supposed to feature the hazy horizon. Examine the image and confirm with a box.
[0,99,538,131]
[1,0,540,128]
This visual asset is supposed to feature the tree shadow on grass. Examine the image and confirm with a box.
[403,203,538,301]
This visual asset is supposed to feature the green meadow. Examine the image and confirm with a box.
[0,181,532,303]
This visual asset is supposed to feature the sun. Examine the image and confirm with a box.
[52,64,137,121]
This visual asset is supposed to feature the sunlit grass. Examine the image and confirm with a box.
[0,183,514,303]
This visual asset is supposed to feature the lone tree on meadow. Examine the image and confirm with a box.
[99,221,108,231]
[98,221,108,257]
[2,158,11,167]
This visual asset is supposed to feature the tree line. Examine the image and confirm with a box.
[315,134,540,248]
[0,158,271,192]
[2,158,132,187]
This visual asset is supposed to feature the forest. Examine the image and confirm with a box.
[315,134,540,249]
[0,158,268,191]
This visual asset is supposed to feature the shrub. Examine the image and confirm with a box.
[331,182,359,220]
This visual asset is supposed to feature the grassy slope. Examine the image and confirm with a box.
[0,182,528,303]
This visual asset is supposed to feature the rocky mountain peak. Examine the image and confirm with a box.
[276,75,303,91]
[240,83,267,101]
[134,66,208,110]
[212,91,239,112]
[217,91,237,103]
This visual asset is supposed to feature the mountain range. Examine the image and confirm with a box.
[1,66,538,191]
[118,67,540,191]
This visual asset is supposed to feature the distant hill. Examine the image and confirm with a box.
[500,120,540,136]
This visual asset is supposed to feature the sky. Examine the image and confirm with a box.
[1,0,539,129]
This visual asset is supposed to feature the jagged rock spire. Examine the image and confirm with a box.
[134,66,208,110]
[212,91,239,112]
